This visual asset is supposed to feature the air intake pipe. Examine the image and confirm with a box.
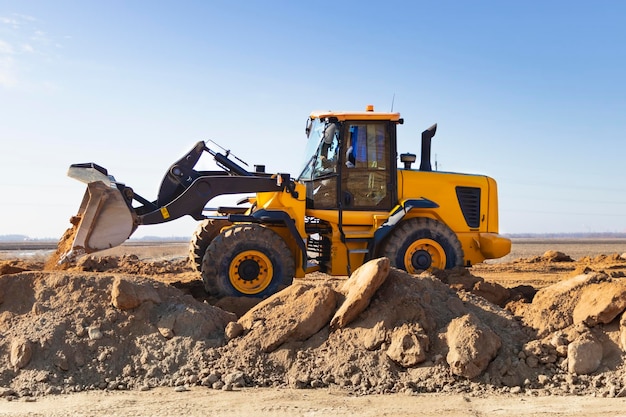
[419,123,437,171]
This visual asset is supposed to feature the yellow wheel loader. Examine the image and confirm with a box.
[63,105,511,297]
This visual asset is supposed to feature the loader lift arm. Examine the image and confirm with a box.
[139,174,296,225]
[65,140,299,257]
[155,141,255,208]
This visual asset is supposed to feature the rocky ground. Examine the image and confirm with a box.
[1,241,626,415]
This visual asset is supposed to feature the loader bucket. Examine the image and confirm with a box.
[70,181,136,255]
[64,164,137,259]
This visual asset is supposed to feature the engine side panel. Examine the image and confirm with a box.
[398,169,509,265]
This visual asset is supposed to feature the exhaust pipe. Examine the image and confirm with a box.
[419,123,437,171]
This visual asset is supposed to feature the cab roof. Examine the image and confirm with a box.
[309,105,402,122]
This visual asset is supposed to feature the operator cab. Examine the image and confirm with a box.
[298,106,402,211]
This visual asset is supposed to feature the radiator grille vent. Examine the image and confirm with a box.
[456,187,481,228]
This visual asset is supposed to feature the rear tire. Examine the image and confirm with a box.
[201,224,295,297]
[189,218,232,272]
[379,217,463,273]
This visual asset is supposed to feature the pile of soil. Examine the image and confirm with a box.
[1,250,626,399]
[43,219,81,270]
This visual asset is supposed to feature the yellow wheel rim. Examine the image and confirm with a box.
[403,239,446,273]
[228,250,274,295]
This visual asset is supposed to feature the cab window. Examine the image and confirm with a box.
[342,122,391,209]
[305,122,340,209]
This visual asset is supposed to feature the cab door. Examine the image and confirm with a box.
[340,121,395,211]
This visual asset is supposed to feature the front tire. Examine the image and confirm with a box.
[380,217,464,273]
[201,224,295,297]
[189,218,232,272]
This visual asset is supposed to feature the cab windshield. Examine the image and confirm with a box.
[297,118,340,181]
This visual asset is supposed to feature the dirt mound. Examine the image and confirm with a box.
[74,254,191,275]
[517,271,626,335]
[522,250,574,264]
[0,271,234,396]
[44,219,80,271]
[0,260,40,276]
[1,251,626,399]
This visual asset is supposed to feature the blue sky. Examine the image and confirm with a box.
[1,1,625,239]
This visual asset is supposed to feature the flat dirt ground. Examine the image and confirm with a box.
[2,385,626,417]
[1,238,626,417]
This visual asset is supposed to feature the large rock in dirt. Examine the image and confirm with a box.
[174,305,226,338]
[111,276,162,310]
[446,313,501,379]
[572,280,626,327]
[362,321,387,350]
[385,323,429,367]
[238,283,338,352]
[330,257,390,330]
[542,250,574,262]
[433,268,510,306]
[9,338,32,369]
[472,280,510,307]
[568,332,603,375]
[225,321,244,340]
[524,273,605,336]
[433,267,480,292]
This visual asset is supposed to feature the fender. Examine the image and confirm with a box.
[366,198,439,260]
[226,209,307,271]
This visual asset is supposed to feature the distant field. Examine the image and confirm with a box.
[1,238,625,263]
[0,241,188,261]
[488,238,626,263]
